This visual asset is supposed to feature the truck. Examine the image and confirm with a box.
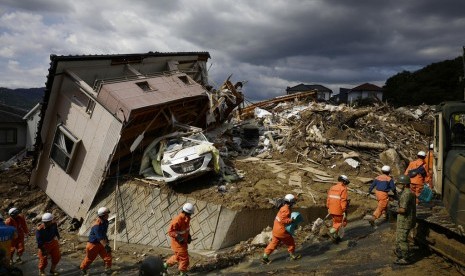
[415,48,465,267]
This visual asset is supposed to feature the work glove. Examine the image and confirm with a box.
[104,244,112,253]
[187,234,192,244]
[176,234,185,244]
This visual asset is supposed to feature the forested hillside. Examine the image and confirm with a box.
[383,56,464,106]
[0,87,44,110]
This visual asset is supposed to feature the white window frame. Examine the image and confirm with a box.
[50,124,80,173]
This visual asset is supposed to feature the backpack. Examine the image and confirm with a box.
[407,164,426,178]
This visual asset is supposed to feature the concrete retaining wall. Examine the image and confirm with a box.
[79,180,322,251]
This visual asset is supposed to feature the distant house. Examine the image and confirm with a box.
[23,103,41,152]
[0,104,27,161]
[286,84,332,101]
[347,83,383,105]
[30,52,212,219]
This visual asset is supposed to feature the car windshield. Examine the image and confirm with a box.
[164,132,207,152]
[450,112,465,146]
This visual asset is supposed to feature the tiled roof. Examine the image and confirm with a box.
[0,104,27,123]
[351,83,383,92]
[287,84,332,92]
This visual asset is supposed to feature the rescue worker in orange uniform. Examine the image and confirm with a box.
[327,175,350,240]
[5,207,28,264]
[262,194,301,264]
[404,151,427,202]
[164,203,195,276]
[80,207,112,275]
[366,166,397,225]
[36,213,61,276]
[424,144,434,189]
[0,213,17,270]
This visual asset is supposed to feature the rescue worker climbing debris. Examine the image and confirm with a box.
[80,207,113,275]
[366,166,396,226]
[164,203,195,276]
[262,194,301,264]
[36,213,61,276]
[327,175,350,241]
[0,213,17,270]
[5,207,28,264]
[392,175,416,265]
[404,151,427,202]
[424,144,434,189]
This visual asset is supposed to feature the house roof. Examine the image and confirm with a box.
[287,84,332,93]
[98,72,208,121]
[350,83,383,92]
[23,103,41,120]
[0,104,27,123]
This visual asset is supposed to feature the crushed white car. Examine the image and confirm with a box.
[139,126,219,182]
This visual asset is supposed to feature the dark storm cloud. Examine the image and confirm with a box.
[0,0,464,100]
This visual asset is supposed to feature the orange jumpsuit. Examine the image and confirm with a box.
[327,182,348,233]
[404,158,426,201]
[36,222,61,272]
[80,217,112,271]
[166,212,191,273]
[5,214,28,258]
[368,174,396,219]
[424,151,434,189]
[264,204,295,255]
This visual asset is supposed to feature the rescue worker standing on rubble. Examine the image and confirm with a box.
[404,151,427,203]
[262,194,301,264]
[5,207,28,264]
[0,213,17,269]
[80,207,112,275]
[36,213,61,276]
[164,203,195,276]
[366,166,397,225]
[424,144,434,189]
[327,175,350,240]
[392,175,416,265]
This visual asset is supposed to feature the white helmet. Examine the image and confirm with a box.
[42,213,53,222]
[417,151,426,158]
[182,203,195,214]
[429,143,433,149]
[284,194,296,204]
[97,207,110,216]
[8,208,19,216]
[381,165,391,173]
[338,175,350,184]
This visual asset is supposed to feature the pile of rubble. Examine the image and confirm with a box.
[183,101,434,211]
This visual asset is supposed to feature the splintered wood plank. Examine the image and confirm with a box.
[300,166,331,177]
[236,157,261,162]
[288,173,302,187]
[313,174,334,181]
[356,176,373,183]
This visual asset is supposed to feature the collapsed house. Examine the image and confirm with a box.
[30,52,255,251]
[30,52,219,218]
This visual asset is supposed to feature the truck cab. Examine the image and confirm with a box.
[433,101,465,227]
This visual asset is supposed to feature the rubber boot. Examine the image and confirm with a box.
[289,253,301,260]
[261,253,271,264]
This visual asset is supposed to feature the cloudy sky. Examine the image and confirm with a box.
[1,0,464,101]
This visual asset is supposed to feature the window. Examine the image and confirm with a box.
[136,81,155,92]
[178,75,191,85]
[0,128,17,145]
[450,113,465,146]
[50,125,80,173]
